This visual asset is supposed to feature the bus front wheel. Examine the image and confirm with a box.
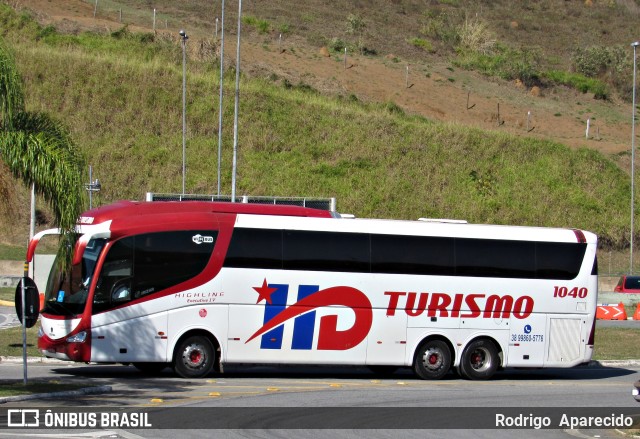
[458,339,499,380]
[413,339,451,380]
[173,335,215,378]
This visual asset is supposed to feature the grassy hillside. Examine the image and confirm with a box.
[0,4,634,252]
[36,0,640,100]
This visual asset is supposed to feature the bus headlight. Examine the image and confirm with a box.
[37,326,44,338]
[66,331,87,343]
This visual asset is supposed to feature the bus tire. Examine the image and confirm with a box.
[458,339,499,380]
[413,339,451,380]
[173,335,215,378]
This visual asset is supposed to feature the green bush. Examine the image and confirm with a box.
[571,45,627,78]
[408,37,434,52]
[570,45,629,100]
[242,16,270,34]
[544,70,609,99]
[455,45,541,87]
[420,9,460,47]
[329,37,349,52]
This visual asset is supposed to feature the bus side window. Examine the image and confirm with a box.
[92,231,215,314]
[131,230,216,298]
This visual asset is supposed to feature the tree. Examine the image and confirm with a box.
[0,37,84,263]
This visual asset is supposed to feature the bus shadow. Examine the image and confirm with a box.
[51,363,638,382]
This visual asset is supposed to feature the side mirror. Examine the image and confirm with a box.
[111,278,132,303]
[15,277,40,328]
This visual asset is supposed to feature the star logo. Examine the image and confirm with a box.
[253,278,278,305]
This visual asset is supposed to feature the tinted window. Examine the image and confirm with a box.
[535,242,586,280]
[456,238,536,278]
[93,230,215,313]
[371,234,455,275]
[225,228,282,269]
[283,230,369,272]
[222,228,586,280]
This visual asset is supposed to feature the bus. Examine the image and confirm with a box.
[28,200,598,380]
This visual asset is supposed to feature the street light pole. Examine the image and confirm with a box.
[631,41,639,274]
[84,165,101,209]
[231,0,242,202]
[217,0,225,196]
[180,30,189,195]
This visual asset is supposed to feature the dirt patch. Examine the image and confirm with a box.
[12,0,635,158]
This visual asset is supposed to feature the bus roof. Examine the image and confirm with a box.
[79,200,334,227]
[74,200,595,245]
[234,213,596,244]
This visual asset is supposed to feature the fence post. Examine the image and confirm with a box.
[586,117,590,139]
[405,65,409,88]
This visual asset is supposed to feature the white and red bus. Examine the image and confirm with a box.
[28,200,598,380]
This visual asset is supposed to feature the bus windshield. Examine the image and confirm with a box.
[42,238,107,316]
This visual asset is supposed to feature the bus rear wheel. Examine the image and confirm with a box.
[173,335,215,378]
[458,339,499,380]
[413,339,451,380]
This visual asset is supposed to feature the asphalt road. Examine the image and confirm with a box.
[0,360,638,439]
[0,306,19,330]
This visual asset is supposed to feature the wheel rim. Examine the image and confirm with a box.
[182,343,207,370]
[422,346,444,371]
[468,346,492,372]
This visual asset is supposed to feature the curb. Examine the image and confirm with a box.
[588,359,640,367]
[0,385,112,404]
[0,356,67,364]
[0,300,14,307]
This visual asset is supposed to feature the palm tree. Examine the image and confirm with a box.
[0,37,85,263]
